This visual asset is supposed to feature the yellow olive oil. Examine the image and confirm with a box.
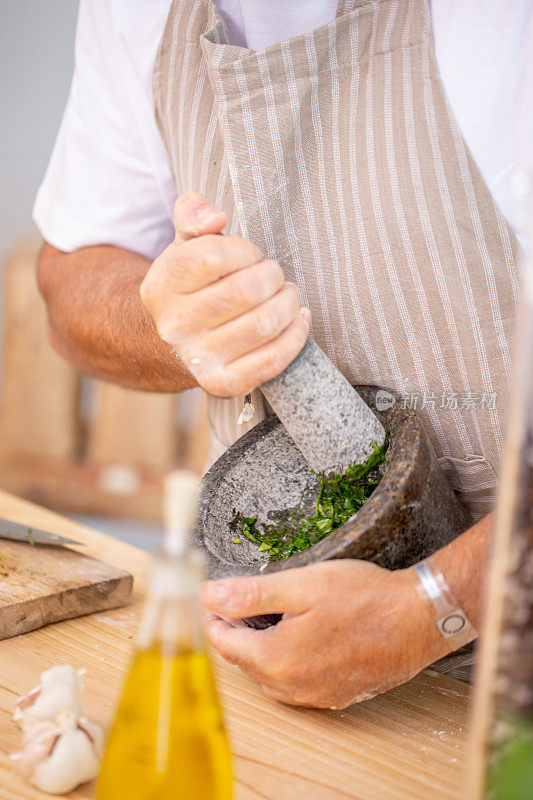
[97,647,232,800]
[97,470,233,800]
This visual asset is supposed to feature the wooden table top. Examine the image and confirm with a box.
[0,490,471,800]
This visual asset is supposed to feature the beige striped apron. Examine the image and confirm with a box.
[154,0,521,521]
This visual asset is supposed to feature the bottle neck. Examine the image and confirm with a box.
[136,551,205,656]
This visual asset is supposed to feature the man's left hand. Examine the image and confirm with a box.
[201,559,451,709]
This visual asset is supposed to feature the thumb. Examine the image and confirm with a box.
[173,191,227,243]
[200,568,315,618]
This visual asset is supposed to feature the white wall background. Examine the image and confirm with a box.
[0,1,79,264]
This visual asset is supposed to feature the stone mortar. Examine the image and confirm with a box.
[193,386,472,628]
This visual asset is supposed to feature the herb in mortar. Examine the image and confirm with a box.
[232,439,388,562]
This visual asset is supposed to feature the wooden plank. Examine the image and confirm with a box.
[88,383,177,471]
[0,537,132,640]
[0,239,80,462]
[467,355,527,799]
[0,491,471,800]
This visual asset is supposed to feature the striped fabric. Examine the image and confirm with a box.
[154,0,521,519]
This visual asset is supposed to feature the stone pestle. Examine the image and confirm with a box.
[260,338,386,475]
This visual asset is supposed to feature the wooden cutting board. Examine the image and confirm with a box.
[0,538,133,640]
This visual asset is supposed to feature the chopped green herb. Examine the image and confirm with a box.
[231,536,241,545]
[27,528,36,546]
[232,438,388,562]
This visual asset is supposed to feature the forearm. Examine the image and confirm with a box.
[37,242,196,392]
[430,512,493,631]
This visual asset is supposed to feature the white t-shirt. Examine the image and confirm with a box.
[33,0,532,260]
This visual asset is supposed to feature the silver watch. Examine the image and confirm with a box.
[414,556,477,648]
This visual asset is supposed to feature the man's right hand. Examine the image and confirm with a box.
[140,192,311,397]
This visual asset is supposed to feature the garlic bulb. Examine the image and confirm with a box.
[11,665,104,795]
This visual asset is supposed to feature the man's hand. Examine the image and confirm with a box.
[140,192,311,397]
[201,560,450,709]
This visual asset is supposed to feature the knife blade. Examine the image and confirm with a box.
[0,519,84,547]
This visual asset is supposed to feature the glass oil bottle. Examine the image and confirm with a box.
[97,471,233,800]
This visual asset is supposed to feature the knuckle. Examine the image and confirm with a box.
[198,239,225,273]
[264,259,284,285]
[254,307,277,339]
[263,346,284,377]
[294,318,309,347]
[236,577,262,612]
[234,275,258,308]
[200,288,234,322]
[233,237,263,264]
[179,237,222,274]
[286,282,301,307]
[166,251,195,284]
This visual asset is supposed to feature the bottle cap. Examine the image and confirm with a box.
[163,470,201,556]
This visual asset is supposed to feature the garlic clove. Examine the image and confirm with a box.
[10,727,58,779]
[13,686,41,716]
[29,726,101,795]
[13,665,84,724]
[77,717,105,758]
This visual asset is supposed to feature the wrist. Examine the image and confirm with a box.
[430,514,492,631]
[398,566,456,664]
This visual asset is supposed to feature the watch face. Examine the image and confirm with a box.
[439,612,467,637]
